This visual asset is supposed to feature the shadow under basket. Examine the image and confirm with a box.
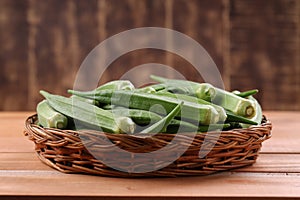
[24,114,272,178]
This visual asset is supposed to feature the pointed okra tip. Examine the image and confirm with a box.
[39,90,50,98]
[67,89,74,94]
[149,74,167,83]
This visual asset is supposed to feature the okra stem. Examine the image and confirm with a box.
[233,89,259,98]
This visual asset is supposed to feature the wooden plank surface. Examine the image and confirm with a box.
[0,153,49,170]
[0,171,299,197]
[1,152,300,173]
[0,112,34,137]
[0,111,300,199]
[260,111,300,153]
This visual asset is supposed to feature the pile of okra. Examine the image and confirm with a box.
[37,75,262,134]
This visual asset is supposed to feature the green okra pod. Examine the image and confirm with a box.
[40,90,136,134]
[150,75,256,118]
[36,100,68,129]
[94,80,135,91]
[68,89,221,125]
[141,102,183,133]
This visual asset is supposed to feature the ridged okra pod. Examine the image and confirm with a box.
[40,90,135,134]
[36,100,68,129]
[68,89,221,125]
[150,75,256,118]
[154,92,257,125]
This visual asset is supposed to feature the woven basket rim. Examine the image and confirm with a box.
[24,114,272,178]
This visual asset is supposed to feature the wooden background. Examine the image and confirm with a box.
[0,0,299,111]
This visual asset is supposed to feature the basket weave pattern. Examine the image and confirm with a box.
[24,114,271,177]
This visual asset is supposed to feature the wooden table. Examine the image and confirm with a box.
[0,111,299,200]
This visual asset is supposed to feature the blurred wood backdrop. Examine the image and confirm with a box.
[0,0,299,111]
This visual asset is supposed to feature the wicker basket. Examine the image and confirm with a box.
[24,114,272,177]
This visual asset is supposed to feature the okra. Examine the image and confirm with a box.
[241,96,262,128]
[71,95,99,106]
[136,84,166,94]
[233,89,258,98]
[109,108,162,125]
[232,90,262,127]
[224,110,257,125]
[154,92,227,122]
[150,75,255,118]
[168,119,200,133]
[210,88,256,118]
[94,80,135,91]
[36,100,68,129]
[68,89,221,125]
[153,92,257,125]
[102,104,117,110]
[136,87,156,94]
[108,107,200,132]
[40,90,136,134]
[141,102,183,133]
[150,75,215,100]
